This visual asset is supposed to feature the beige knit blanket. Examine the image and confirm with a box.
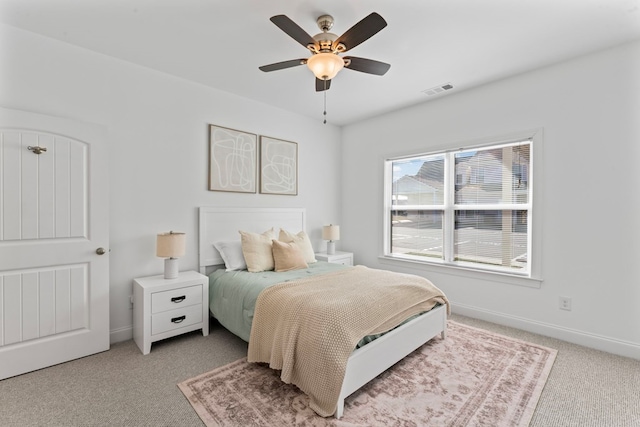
[247,265,449,417]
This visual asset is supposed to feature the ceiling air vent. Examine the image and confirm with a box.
[422,83,454,97]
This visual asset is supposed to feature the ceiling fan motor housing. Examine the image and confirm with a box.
[312,32,339,52]
[309,15,346,53]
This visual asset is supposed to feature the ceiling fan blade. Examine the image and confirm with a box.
[315,78,332,92]
[259,59,306,72]
[270,15,316,49]
[332,12,387,52]
[344,56,390,76]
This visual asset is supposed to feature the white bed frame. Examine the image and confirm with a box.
[198,206,447,418]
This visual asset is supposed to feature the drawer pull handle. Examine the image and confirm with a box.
[171,315,186,324]
[171,296,186,303]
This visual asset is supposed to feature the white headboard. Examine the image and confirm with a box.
[199,206,306,273]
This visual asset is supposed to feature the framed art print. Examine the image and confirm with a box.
[259,136,298,195]
[209,125,257,193]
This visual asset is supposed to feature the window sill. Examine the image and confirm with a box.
[378,255,543,289]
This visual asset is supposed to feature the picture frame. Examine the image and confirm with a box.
[208,125,257,193]
[259,136,298,195]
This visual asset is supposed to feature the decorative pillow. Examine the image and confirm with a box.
[278,229,317,264]
[213,240,246,271]
[271,239,308,272]
[239,228,276,272]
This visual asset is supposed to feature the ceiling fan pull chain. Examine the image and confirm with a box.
[323,79,327,124]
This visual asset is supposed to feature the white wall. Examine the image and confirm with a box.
[341,40,640,359]
[0,24,343,343]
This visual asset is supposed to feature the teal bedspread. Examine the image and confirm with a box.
[208,262,350,342]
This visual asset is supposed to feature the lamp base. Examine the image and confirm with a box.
[327,241,336,255]
[164,258,179,279]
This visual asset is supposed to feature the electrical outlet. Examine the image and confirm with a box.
[559,296,572,311]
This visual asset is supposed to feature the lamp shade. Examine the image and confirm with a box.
[156,232,186,258]
[322,225,340,241]
[307,53,344,80]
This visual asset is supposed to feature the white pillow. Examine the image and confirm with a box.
[239,228,276,272]
[279,229,317,264]
[213,240,247,271]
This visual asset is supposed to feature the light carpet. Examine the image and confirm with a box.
[178,321,557,426]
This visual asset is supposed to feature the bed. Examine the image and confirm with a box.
[199,206,449,418]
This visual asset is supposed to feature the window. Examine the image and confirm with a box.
[385,138,532,276]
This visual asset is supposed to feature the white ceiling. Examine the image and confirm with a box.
[1,0,640,126]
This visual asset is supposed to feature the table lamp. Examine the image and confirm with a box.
[322,224,340,255]
[156,231,186,279]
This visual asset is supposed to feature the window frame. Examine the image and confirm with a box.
[382,129,543,287]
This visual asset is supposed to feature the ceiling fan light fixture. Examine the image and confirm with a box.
[307,53,344,80]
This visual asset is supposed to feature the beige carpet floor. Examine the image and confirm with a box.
[0,314,638,426]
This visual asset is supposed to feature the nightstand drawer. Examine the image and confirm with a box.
[330,255,352,265]
[315,251,354,266]
[151,285,202,314]
[152,304,203,335]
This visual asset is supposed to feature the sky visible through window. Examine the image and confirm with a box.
[393,151,477,182]
[392,159,423,182]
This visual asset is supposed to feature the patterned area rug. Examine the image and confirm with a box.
[178,321,556,426]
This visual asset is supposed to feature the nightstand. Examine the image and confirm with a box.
[133,270,209,355]
[315,251,353,266]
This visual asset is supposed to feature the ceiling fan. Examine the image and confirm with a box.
[259,12,391,92]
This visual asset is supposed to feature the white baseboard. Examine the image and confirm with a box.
[110,325,133,344]
[452,302,640,360]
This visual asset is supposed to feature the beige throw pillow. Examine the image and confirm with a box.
[239,228,276,272]
[278,229,317,263]
[272,240,308,272]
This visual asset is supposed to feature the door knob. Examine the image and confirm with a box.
[96,247,106,255]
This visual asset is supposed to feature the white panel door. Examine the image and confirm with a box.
[0,107,109,379]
